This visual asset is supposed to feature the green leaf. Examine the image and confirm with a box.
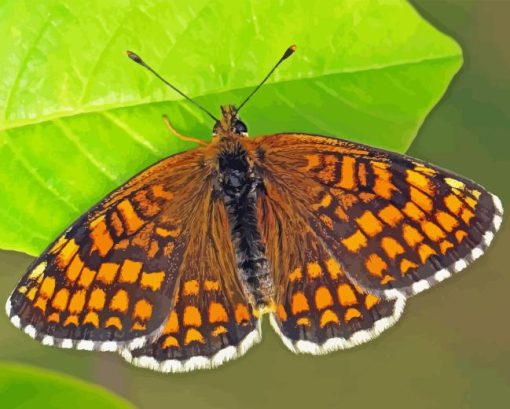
[0,362,134,408]
[0,0,462,256]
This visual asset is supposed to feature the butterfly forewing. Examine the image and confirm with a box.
[6,149,212,351]
[122,192,260,372]
[252,133,503,299]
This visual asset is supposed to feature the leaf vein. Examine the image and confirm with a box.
[0,53,461,133]
[78,7,135,105]
[100,112,160,155]
[274,89,335,135]
[3,132,80,212]
[54,120,120,182]
[3,14,53,120]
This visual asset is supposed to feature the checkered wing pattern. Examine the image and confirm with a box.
[257,178,405,353]
[6,149,210,351]
[253,133,503,299]
[121,194,260,372]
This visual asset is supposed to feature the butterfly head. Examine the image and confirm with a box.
[213,105,248,138]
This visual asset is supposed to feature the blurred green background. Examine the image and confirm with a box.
[0,0,509,408]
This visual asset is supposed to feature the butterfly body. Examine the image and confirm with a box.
[214,107,274,309]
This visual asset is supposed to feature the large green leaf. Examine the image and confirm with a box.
[0,362,134,408]
[0,0,462,256]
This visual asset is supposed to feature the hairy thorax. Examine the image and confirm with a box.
[213,136,274,309]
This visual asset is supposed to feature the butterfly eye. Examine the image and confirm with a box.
[233,120,248,134]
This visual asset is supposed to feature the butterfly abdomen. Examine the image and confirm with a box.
[217,141,274,308]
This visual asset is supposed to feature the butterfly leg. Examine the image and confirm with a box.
[162,115,207,146]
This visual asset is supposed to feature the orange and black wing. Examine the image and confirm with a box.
[252,133,503,299]
[257,177,405,353]
[121,192,260,372]
[6,149,211,352]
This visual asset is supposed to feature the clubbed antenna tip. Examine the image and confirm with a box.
[283,45,297,60]
[126,50,143,64]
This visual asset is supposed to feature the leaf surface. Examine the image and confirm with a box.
[0,0,462,255]
[0,362,134,408]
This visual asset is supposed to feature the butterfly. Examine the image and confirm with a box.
[6,45,503,373]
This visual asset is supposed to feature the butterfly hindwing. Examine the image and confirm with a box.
[121,194,260,372]
[6,149,211,351]
[257,179,405,353]
[252,133,503,299]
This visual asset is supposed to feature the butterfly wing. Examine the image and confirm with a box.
[6,149,211,351]
[121,192,261,372]
[257,177,405,353]
[251,133,503,299]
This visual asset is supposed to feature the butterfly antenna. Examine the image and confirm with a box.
[126,51,219,122]
[237,45,297,112]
